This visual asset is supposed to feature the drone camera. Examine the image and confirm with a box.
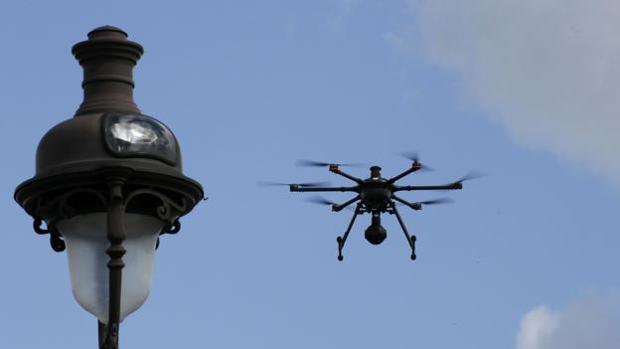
[365,223,387,245]
[365,214,387,245]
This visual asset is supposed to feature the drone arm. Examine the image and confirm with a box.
[333,195,361,212]
[329,165,363,184]
[389,202,417,261]
[394,182,462,191]
[388,163,423,184]
[289,185,358,192]
[336,204,361,261]
[392,195,422,211]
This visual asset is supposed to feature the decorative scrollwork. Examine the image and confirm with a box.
[49,230,66,252]
[156,219,181,251]
[32,218,65,252]
[123,189,187,225]
[29,184,192,252]
[163,219,181,234]
[30,188,108,253]
[34,188,108,222]
[33,218,50,235]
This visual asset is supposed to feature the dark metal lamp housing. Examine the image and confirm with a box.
[14,26,204,349]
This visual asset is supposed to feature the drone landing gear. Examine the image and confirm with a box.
[390,202,417,261]
[336,237,344,261]
[336,203,362,261]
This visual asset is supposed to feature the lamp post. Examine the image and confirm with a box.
[14,26,204,349]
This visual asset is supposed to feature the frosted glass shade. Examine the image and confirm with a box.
[56,213,164,324]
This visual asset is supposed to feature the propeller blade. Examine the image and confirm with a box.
[419,197,454,205]
[455,171,485,183]
[295,159,365,168]
[304,195,336,206]
[257,181,289,187]
[399,152,433,171]
[257,181,330,187]
[298,182,331,188]
[400,151,420,163]
[295,159,331,167]
[304,195,356,211]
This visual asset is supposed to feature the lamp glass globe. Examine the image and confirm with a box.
[56,212,163,324]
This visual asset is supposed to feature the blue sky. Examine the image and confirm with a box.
[1,1,618,348]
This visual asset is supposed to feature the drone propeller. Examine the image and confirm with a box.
[447,171,484,189]
[455,171,485,184]
[304,195,337,206]
[400,151,421,163]
[257,181,330,188]
[304,195,355,211]
[395,197,453,210]
[419,197,454,205]
[400,152,433,171]
[295,159,364,168]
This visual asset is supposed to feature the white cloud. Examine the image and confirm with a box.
[399,0,620,185]
[517,297,620,349]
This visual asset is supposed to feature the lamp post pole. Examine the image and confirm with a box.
[103,173,128,349]
[15,27,204,349]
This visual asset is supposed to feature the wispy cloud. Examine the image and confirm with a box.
[517,296,620,349]
[391,0,620,186]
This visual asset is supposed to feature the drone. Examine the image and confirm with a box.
[264,154,478,261]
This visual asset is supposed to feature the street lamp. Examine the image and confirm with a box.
[14,26,204,349]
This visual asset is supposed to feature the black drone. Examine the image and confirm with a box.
[265,154,477,261]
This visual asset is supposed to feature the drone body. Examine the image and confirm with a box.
[286,158,474,261]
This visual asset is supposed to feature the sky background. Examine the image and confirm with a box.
[1,1,619,348]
